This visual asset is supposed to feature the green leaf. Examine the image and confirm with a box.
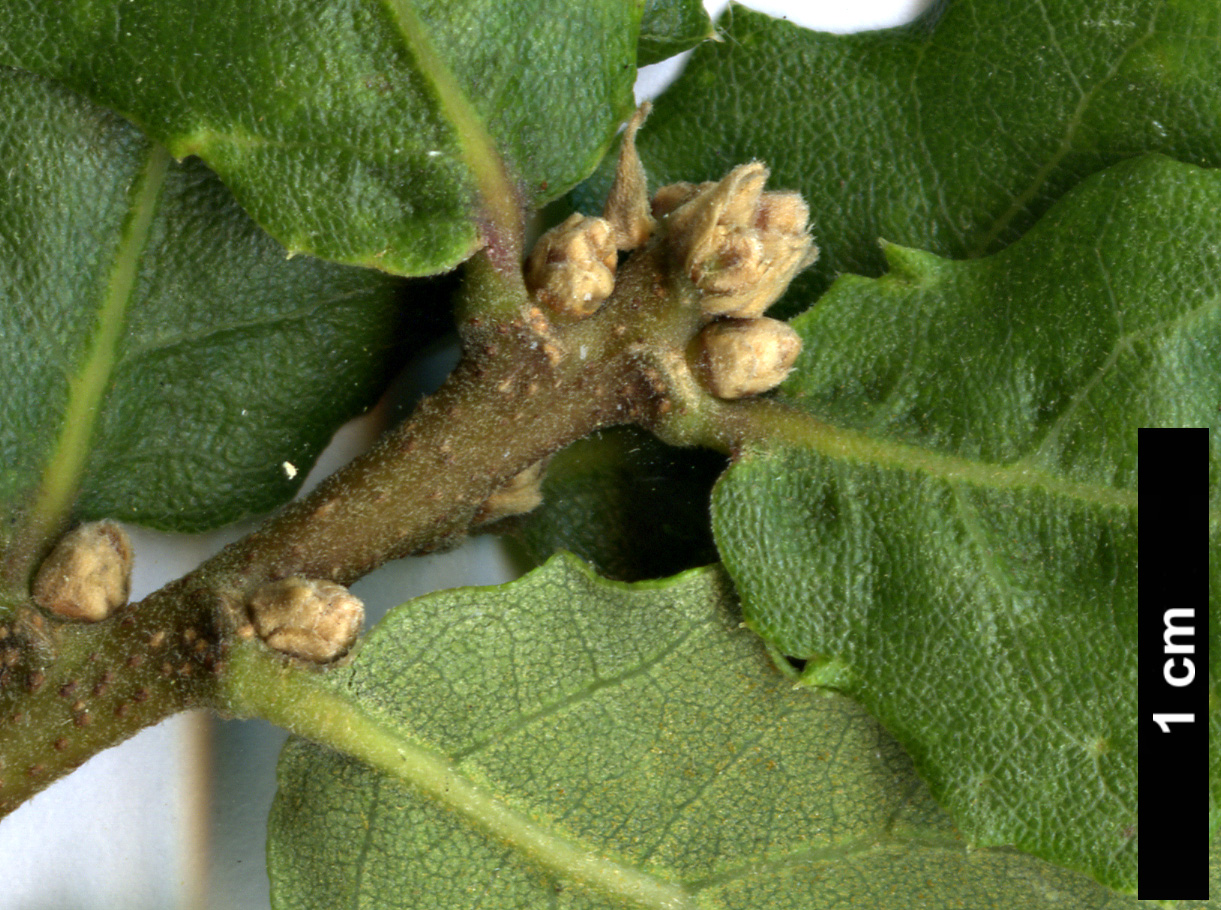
[0,0,642,276]
[584,0,1221,307]
[712,155,1221,894]
[264,554,1174,909]
[513,427,724,581]
[639,0,716,66]
[0,67,415,566]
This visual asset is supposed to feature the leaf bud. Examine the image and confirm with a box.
[248,577,363,663]
[525,213,617,318]
[660,163,818,319]
[695,317,803,399]
[32,521,133,622]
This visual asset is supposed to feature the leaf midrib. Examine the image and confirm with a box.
[380,0,522,255]
[6,144,170,575]
[751,402,1137,512]
[236,645,698,910]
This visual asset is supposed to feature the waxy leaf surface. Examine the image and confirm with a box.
[268,554,1176,909]
[0,68,410,570]
[0,0,642,275]
[712,155,1221,894]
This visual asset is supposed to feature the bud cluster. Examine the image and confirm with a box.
[524,105,815,401]
[654,162,814,398]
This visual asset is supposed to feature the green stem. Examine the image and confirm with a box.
[222,642,697,910]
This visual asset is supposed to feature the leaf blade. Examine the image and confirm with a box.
[0,68,418,572]
[711,154,1221,893]
[263,554,1165,908]
[586,0,1221,307]
[0,0,642,275]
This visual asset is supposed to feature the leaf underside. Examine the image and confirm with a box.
[713,155,1221,894]
[0,68,412,562]
[268,554,1180,909]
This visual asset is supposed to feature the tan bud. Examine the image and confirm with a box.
[32,521,133,622]
[248,578,363,663]
[652,181,714,220]
[695,317,803,399]
[525,213,617,317]
[602,102,656,251]
[662,163,818,319]
[475,459,547,526]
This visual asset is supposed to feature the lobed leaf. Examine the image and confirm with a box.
[0,0,642,276]
[0,68,415,568]
[267,554,1180,909]
[582,0,1221,308]
[548,0,1221,602]
[711,155,1221,893]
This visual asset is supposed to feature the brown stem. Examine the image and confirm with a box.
[0,241,696,815]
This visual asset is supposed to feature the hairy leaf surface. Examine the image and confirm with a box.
[548,0,1221,598]
[712,155,1221,893]
[0,68,410,567]
[268,554,1177,909]
[0,0,641,275]
[584,0,1221,307]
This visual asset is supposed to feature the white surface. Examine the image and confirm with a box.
[1,2,932,907]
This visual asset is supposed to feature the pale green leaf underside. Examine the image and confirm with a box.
[268,554,1172,909]
[0,68,407,567]
[0,0,641,275]
[584,0,1221,307]
[713,155,1221,894]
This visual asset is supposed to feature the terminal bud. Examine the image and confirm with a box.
[695,317,803,399]
[248,577,363,663]
[659,163,817,319]
[32,521,133,622]
[525,213,617,318]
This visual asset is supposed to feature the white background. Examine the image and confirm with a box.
[0,1,932,907]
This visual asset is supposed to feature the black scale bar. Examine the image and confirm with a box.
[1138,427,1209,899]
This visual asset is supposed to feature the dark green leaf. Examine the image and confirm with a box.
[0,68,415,561]
[712,155,1221,893]
[268,554,1164,909]
[639,0,716,66]
[584,0,1221,308]
[512,427,724,581]
[0,0,642,276]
